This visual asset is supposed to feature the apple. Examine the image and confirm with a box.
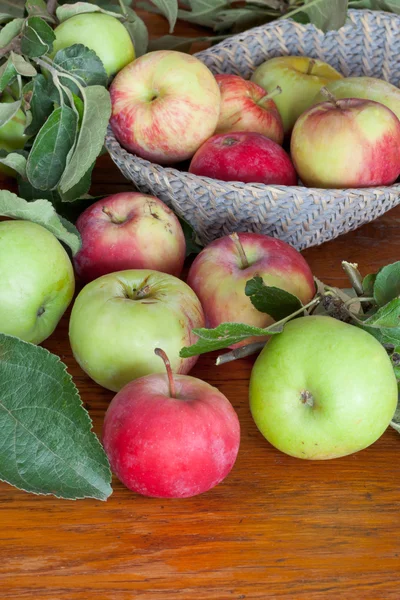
[312,76,400,121]
[109,50,221,165]
[51,13,135,77]
[189,131,297,185]
[69,269,205,392]
[251,56,343,133]
[214,74,284,145]
[291,97,400,188]
[249,315,398,460]
[74,192,186,282]
[0,92,29,177]
[187,232,315,348]
[0,220,74,344]
[102,348,240,498]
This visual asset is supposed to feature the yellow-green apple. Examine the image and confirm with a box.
[187,232,315,348]
[69,269,205,392]
[249,315,398,460]
[0,220,74,344]
[214,74,284,144]
[51,13,135,77]
[189,131,297,185]
[0,93,29,177]
[109,50,221,165]
[312,76,400,120]
[102,348,240,498]
[291,98,400,188]
[74,192,186,282]
[251,56,343,133]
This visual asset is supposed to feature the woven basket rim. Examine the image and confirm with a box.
[105,8,400,196]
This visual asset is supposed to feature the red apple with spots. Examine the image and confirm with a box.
[187,232,315,348]
[291,97,400,188]
[215,74,284,145]
[189,131,297,185]
[74,192,186,282]
[109,50,221,165]
[102,349,240,498]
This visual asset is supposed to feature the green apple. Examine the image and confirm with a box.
[251,56,343,133]
[249,316,397,460]
[52,13,135,77]
[0,93,29,177]
[312,76,400,120]
[0,220,75,344]
[69,269,205,392]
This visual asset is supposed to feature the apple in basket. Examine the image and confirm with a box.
[109,50,221,164]
[312,76,400,121]
[187,232,315,348]
[214,74,284,145]
[291,95,400,188]
[189,131,297,185]
[251,56,343,133]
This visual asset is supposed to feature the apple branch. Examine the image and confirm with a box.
[155,348,176,398]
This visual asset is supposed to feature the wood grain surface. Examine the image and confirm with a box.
[1,11,400,600]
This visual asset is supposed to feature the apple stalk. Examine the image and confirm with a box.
[154,348,176,398]
[229,233,249,269]
[257,86,282,109]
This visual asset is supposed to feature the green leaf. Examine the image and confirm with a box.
[177,215,203,257]
[363,273,377,297]
[25,0,55,22]
[148,34,197,52]
[21,16,56,57]
[0,1,24,18]
[175,0,228,27]
[26,105,78,191]
[363,298,400,328]
[0,16,23,48]
[59,161,95,202]
[0,14,16,24]
[53,44,108,90]
[0,97,21,127]
[245,276,303,320]
[180,321,274,358]
[349,0,400,13]
[373,262,400,307]
[56,2,123,22]
[10,51,37,77]
[151,0,178,32]
[0,150,26,177]
[0,333,112,500]
[59,85,111,194]
[286,0,348,32]
[0,190,81,255]
[24,74,54,137]
[0,57,17,93]
[123,12,148,57]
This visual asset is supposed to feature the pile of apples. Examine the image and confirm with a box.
[110,50,400,189]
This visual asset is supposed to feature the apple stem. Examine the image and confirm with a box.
[216,341,266,366]
[102,206,125,224]
[319,86,340,108]
[306,59,316,76]
[257,86,282,107]
[230,233,249,269]
[135,285,150,299]
[154,348,176,398]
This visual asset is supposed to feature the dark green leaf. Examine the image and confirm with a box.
[24,74,54,137]
[26,105,78,191]
[123,12,148,57]
[176,0,228,28]
[10,51,37,77]
[59,161,95,202]
[21,16,56,58]
[0,1,24,18]
[245,276,303,320]
[0,190,81,254]
[0,333,112,500]
[53,44,108,90]
[18,176,62,203]
[177,215,203,257]
[286,0,348,32]
[0,150,26,177]
[59,85,111,194]
[25,0,55,22]
[150,0,178,32]
[363,273,376,297]
[0,97,21,127]
[0,57,16,93]
[373,262,400,306]
[0,16,23,47]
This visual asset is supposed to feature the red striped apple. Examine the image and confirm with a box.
[102,348,240,498]
[189,131,297,185]
[187,232,315,348]
[74,192,186,282]
[214,74,284,144]
[110,50,221,164]
[291,97,400,188]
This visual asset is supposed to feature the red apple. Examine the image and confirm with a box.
[109,50,221,165]
[187,232,315,348]
[189,132,297,185]
[214,74,284,145]
[74,192,186,282]
[102,348,240,498]
[291,97,400,188]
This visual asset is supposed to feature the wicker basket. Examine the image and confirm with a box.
[105,9,400,251]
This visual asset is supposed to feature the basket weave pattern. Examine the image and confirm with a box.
[105,10,400,251]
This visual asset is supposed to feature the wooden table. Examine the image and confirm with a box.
[2,12,400,600]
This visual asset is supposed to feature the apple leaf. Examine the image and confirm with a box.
[0,333,112,500]
[0,150,27,177]
[349,0,400,13]
[0,97,21,127]
[245,276,303,320]
[25,0,56,23]
[372,262,400,307]
[24,74,54,137]
[0,57,16,92]
[10,51,37,77]
[53,44,108,91]
[20,16,56,58]
[59,85,111,194]
[286,0,349,32]
[150,0,178,33]
[362,298,400,328]
[0,190,82,255]
[177,215,203,257]
[363,273,377,297]
[123,11,149,57]
[56,2,123,22]
[0,16,23,48]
